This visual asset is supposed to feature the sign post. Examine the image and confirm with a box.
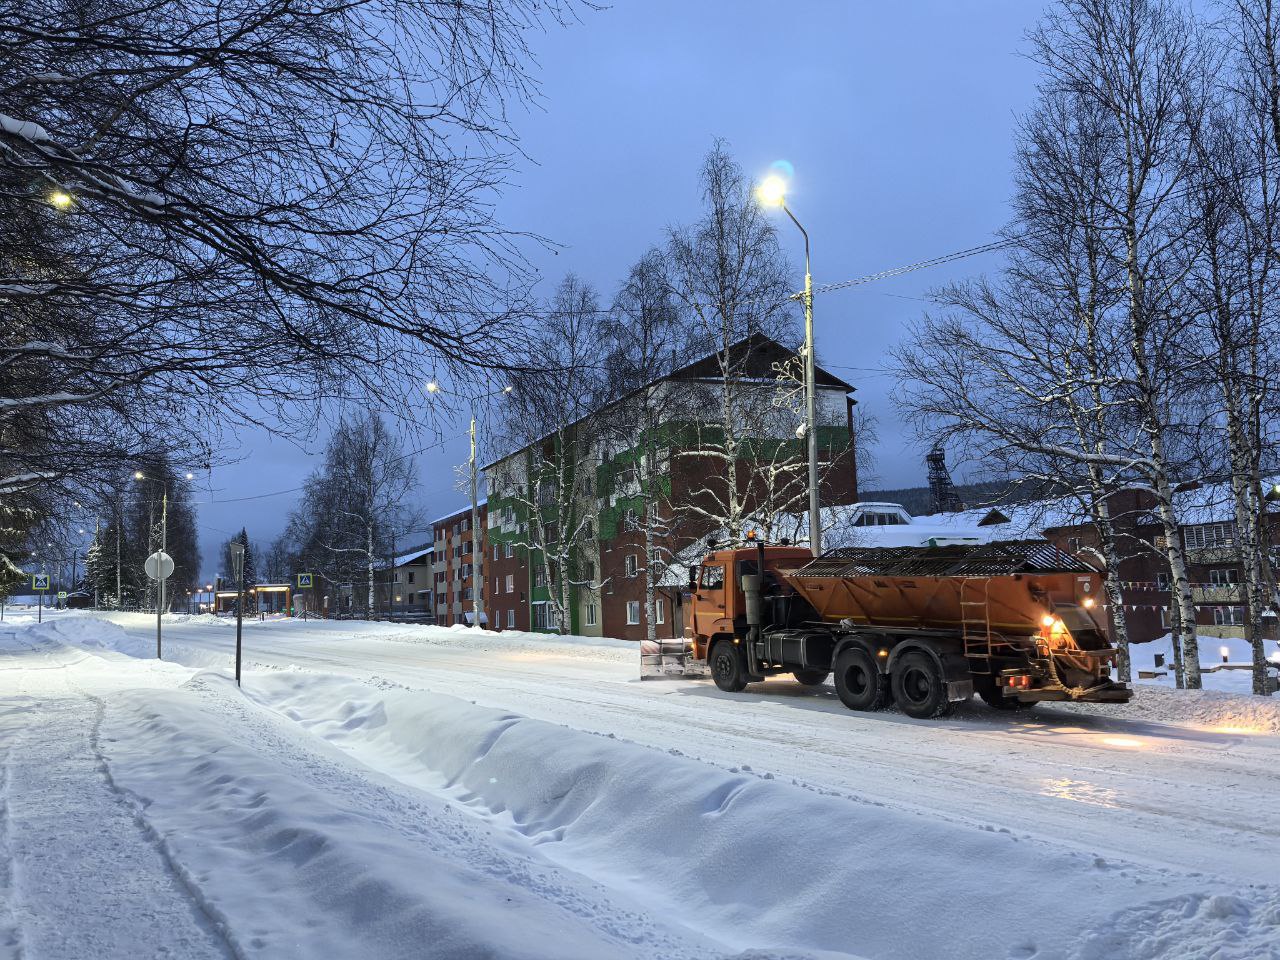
[296,573,314,621]
[144,550,174,659]
[31,573,49,623]
[230,542,245,687]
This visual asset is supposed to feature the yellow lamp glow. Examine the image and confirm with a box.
[757,174,787,207]
[426,381,440,393]
[49,190,72,209]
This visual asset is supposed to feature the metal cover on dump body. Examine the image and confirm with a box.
[790,540,1097,580]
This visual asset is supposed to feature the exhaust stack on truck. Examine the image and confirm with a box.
[686,539,1131,719]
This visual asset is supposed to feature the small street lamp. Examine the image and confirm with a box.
[758,171,821,557]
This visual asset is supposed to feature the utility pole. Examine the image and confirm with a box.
[470,407,484,627]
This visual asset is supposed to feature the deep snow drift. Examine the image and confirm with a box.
[2,611,1278,960]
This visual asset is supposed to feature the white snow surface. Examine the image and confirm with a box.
[2,610,1278,960]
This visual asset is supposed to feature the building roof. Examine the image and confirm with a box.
[429,501,486,527]
[482,333,855,471]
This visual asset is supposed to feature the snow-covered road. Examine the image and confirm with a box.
[3,610,1278,960]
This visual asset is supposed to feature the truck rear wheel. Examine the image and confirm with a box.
[891,651,951,719]
[792,669,829,686]
[710,639,748,693]
[833,646,888,711]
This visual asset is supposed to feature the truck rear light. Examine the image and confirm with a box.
[1002,674,1032,689]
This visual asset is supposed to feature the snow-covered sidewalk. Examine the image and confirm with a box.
[3,612,1279,959]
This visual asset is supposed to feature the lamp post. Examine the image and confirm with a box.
[426,381,513,627]
[230,540,245,686]
[758,173,821,557]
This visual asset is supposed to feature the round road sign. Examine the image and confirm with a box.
[145,550,175,581]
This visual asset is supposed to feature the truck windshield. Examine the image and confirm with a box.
[700,564,725,589]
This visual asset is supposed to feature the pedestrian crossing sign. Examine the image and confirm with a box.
[296,573,314,588]
[31,574,49,591]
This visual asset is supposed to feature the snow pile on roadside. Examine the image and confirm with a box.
[103,676,751,960]
[1073,891,1280,960]
[24,617,156,659]
[250,672,1230,960]
[1050,680,1280,735]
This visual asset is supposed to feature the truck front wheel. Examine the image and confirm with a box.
[710,639,748,693]
[833,646,888,711]
[891,651,952,719]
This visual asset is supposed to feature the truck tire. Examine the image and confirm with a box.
[710,639,748,693]
[833,646,888,711]
[891,650,952,719]
[792,669,829,686]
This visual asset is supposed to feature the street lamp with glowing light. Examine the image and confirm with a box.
[756,166,821,556]
[756,174,787,208]
[49,190,73,209]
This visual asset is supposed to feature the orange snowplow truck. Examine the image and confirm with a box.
[686,538,1131,719]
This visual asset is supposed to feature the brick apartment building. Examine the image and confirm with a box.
[477,334,862,640]
[430,503,487,626]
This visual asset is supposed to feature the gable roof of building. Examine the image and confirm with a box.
[482,332,855,471]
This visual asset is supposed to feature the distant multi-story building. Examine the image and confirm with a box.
[373,544,434,615]
[431,503,487,626]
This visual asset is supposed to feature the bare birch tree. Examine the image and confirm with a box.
[492,275,607,633]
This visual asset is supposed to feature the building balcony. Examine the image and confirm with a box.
[1185,545,1237,564]
[1191,584,1245,604]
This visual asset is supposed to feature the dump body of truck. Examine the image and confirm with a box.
[686,540,1131,718]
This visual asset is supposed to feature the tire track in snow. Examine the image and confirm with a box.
[82,691,246,960]
[0,624,235,960]
[0,743,25,960]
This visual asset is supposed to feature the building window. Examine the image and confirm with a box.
[626,600,641,625]
[507,609,515,629]
[625,554,638,578]
[1067,537,1082,554]
[533,603,549,630]
[1183,522,1236,550]
[505,574,514,593]
[1210,569,1240,586]
[1156,571,1170,591]
[1214,605,1245,626]
[407,571,414,584]
[581,559,595,582]
[586,603,597,627]
[505,542,514,559]
[655,598,665,624]
[493,544,500,561]
[534,567,546,588]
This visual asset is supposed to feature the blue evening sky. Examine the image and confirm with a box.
[195,0,1048,574]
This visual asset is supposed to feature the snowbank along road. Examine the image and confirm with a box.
[2,610,1278,960]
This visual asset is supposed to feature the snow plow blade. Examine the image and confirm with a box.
[1011,681,1133,704]
[640,638,709,680]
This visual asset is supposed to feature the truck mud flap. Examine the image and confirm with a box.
[640,638,710,680]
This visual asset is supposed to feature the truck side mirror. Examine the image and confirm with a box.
[688,566,699,591]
